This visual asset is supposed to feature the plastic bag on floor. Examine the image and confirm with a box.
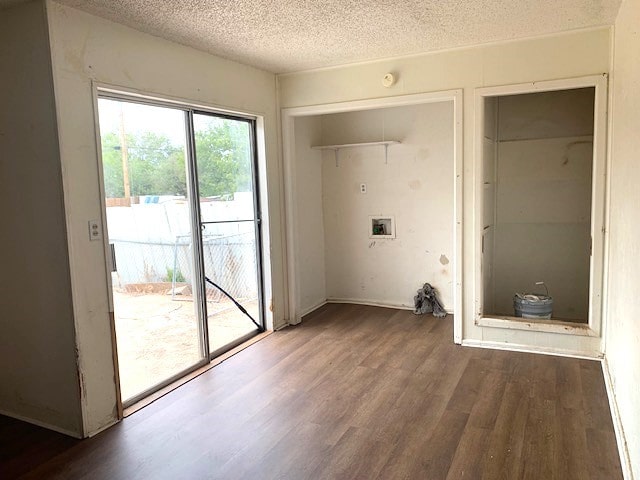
[413,283,447,318]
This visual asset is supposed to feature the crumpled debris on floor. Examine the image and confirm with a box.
[413,282,447,318]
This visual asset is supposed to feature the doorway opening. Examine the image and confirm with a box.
[475,75,608,336]
[281,90,463,342]
[96,94,266,406]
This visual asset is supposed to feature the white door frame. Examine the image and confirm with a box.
[473,74,608,338]
[281,89,464,343]
[91,82,274,412]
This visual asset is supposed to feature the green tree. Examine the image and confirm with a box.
[100,119,252,199]
[127,132,185,196]
[195,120,252,197]
[101,131,186,197]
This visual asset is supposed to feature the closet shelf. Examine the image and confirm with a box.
[311,140,400,166]
[311,140,400,150]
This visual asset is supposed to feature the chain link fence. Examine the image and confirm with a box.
[107,198,260,314]
[202,231,258,303]
[111,231,258,304]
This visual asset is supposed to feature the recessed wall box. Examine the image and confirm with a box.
[369,215,395,239]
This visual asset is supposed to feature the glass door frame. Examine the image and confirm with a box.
[191,109,266,358]
[95,89,265,409]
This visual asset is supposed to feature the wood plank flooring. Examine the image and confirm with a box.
[0,304,622,479]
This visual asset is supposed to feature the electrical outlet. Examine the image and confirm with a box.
[360,183,367,194]
[88,219,102,241]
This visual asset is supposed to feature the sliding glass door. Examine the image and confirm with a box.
[193,113,263,354]
[97,96,263,406]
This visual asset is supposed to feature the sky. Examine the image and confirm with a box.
[97,98,187,146]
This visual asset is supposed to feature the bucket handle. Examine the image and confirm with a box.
[534,281,550,297]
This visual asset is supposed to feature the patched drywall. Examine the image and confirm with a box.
[293,116,326,314]
[317,102,454,310]
[45,1,281,435]
[0,0,82,436]
[606,0,640,475]
[279,27,610,355]
[490,89,594,321]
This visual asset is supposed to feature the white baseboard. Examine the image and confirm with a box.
[286,299,452,330]
[461,339,603,360]
[602,358,634,480]
[0,408,83,439]
[327,297,454,314]
[327,297,413,311]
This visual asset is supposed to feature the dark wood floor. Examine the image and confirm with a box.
[0,304,622,479]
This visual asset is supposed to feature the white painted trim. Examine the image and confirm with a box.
[0,409,84,439]
[453,90,464,344]
[461,339,603,360]
[600,27,616,357]
[283,89,462,116]
[476,316,598,337]
[274,74,290,328]
[473,75,608,348]
[281,89,464,343]
[255,115,276,333]
[473,74,608,98]
[473,88,484,328]
[602,358,635,480]
[281,112,301,325]
[93,82,265,119]
[90,82,122,428]
[300,300,328,318]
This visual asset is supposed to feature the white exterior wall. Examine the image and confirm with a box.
[279,27,611,356]
[45,1,283,436]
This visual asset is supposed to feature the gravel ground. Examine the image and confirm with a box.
[113,289,259,401]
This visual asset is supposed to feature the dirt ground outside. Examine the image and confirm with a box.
[113,286,259,402]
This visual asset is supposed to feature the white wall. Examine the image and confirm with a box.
[279,27,611,355]
[0,0,83,436]
[491,89,594,321]
[292,116,326,314]
[319,103,454,310]
[45,0,282,436]
[606,0,640,476]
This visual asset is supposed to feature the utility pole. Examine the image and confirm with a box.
[118,104,131,202]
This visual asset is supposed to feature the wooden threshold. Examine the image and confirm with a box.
[476,315,596,336]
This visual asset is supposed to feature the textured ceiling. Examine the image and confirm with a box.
[2,0,621,73]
